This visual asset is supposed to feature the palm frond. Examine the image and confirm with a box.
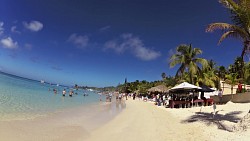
[218,30,245,44]
[206,23,239,32]
[219,0,239,10]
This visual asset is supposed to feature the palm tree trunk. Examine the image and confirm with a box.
[231,86,233,99]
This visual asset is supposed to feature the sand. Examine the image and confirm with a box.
[85,99,250,141]
[0,102,125,141]
[1,98,250,141]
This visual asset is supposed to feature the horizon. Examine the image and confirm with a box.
[0,0,246,87]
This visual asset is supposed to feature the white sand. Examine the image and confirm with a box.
[1,99,250,141]
[85,99,250,141]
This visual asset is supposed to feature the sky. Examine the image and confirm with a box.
[0,0,245,87]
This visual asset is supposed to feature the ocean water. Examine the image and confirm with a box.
[0,72,102,121]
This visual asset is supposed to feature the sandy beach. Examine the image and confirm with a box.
[85,99,250,141]
[1,98,250,141]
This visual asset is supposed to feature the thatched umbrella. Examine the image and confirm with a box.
[148,84,169,93]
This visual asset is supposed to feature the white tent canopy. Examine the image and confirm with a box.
[170,82,201,92]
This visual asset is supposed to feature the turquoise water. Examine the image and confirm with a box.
[0,72,102,121]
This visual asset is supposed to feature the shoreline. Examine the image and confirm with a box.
[0,99,125,141]
[1,98,250,141]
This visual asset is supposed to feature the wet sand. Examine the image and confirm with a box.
[0,100,125,141]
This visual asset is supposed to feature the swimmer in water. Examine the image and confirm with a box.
[62,89,66,96]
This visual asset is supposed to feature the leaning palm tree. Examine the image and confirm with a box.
[170,44,208,84]
[206,0,250,79]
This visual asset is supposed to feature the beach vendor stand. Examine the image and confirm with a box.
[169,82,202,108]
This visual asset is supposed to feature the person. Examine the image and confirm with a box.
[69,90,73,97]
[133,93,136,100]
[238,82,243,93]
[99,93,102,101]
[218,89,223,104]
[53,88,57,94]
[62,89,66,97]
[212,102,216,118]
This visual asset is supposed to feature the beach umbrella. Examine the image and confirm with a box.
[148,87,162,93]
[148,85,169,93]
[199,85,215,92]
[169,82,201,92]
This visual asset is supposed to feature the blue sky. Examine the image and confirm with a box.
[0,0,245,87]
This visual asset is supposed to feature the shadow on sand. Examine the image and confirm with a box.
[181,111,243,132]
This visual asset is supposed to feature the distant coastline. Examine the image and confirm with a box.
[0,71,39,83]
[0,71,69,88]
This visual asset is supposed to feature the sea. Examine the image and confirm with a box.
[0,71,105,121]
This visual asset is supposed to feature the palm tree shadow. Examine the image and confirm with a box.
[181,111,243,132]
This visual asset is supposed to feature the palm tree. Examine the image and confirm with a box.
[218,65,227,81]
[206,0,250,78]
[161,72,166,80]
[195,60,219,88]
[170,44,208,84]
[242,62,250,89]
[234,56,244,78]
[225,73,239,98]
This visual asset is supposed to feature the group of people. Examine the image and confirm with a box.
[50,88,89,97]
[62,89,74,97]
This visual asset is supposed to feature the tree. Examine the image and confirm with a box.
[199,60,218,87]
[170,44,208,84]
[241,62,250,89]
[198,69,218,88]
[218,65,227,80]
[161,72,166,80]
[225,73,239,98]
[234,56,244,79]
[206,0,250,79]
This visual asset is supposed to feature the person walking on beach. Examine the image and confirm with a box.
[218,89,223,104]
[133,93,136,100]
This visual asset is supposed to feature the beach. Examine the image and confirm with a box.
[1,98,250,141]
[0,101,125,141]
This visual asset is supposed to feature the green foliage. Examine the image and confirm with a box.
[225,73,239,94]
[207,0,250,70]
[170,44,208,84]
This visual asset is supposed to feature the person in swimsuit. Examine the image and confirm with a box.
[62,89,66,97]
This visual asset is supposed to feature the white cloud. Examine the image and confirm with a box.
[11,26,21,34]
[0,37,18,49]
[68,33,89,49]
[0,22,4,35]
[104,33,161,61]
[23,21,43,32]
